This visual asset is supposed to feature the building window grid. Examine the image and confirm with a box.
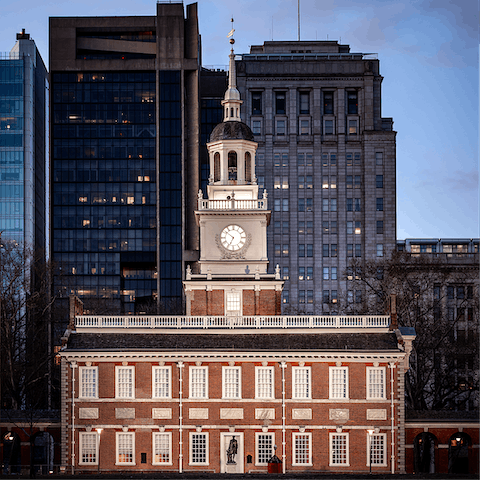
[330,433,349,465]
[330,367,348,399]
[80,432,97,464]
[153,366,171,399]
[117,432,134,464]
[292,367,310,399]
[116,366,134,398]
[256,433,274,465]
[80,366,98,398]
[256,366,274,399]
[190,366,208,399]
[223,366,241,399]
[367,434,386,466]
[153,432,172,464]
[190,433,208,465]
[293,433,312,465]
[367,367,386,399]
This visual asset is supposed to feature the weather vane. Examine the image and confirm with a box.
[227,17,235,45]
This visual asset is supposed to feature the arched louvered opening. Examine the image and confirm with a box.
[228,151,237,182]
[245,152,252,183]
[214,152,221,182]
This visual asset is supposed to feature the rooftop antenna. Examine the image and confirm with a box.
[298,0,300,41]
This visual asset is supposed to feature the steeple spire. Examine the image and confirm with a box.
[222,18,242,122]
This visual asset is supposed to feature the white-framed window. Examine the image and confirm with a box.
[79,432,98,465]
[330,433,349,466]
[152,366,171,399]
[116,366,134,398]
[222,366,241,399]
[367,433,387,466]
[152,432,172,465]
[255,366,274,399]
[292,433,312,465]
[116,432,135,465]
[189,432,209,465]
[189,366,208,399]
[79,366,98,398]
[255,432,274,465]
[226,291,242,316]
[292,366,311,399]
[367,367,386,399]
[329,366,348,399]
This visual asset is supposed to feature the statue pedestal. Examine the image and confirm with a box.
[225,463,237,473]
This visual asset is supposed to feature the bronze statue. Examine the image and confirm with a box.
[226,436,238,464]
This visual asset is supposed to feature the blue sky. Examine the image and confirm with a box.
[0,0,477,239]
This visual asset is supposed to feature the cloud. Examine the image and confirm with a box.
[443,170,479,191]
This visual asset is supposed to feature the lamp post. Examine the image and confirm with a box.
[367,429,374,474]
[95,428,103,474]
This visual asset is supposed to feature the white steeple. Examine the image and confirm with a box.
[222,18,242,122]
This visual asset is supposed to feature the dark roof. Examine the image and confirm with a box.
[210,121,254,142]
[65,332,399,352]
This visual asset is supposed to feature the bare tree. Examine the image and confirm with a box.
[343,251,478,412]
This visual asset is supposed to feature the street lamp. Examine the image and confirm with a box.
[95,428,103,474]
[367,429,374,474]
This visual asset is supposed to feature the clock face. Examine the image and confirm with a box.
[220,225,246,251]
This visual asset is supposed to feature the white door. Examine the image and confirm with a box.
[220,432,244,473]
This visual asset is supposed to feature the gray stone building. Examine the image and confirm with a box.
[233,41,396,313]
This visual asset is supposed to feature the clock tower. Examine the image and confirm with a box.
[184,31,283,317]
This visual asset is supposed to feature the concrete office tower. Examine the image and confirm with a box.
[49,3,200,315]
[0,30,48,250]
[235,41,396,313]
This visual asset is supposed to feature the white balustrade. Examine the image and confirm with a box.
[198,199,267,210]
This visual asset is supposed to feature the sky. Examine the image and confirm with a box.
[0,0,477,240]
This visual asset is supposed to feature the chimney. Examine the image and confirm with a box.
[16,29,30,40]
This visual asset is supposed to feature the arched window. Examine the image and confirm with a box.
[228,151,237,181]
[225,107,228,118]
[230,107,234,118]
[448,432,471,474]
[214,152,221,182]
[414,432,437,473]
[245,152,252,183]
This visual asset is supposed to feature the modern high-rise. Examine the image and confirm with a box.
[0,30,48,249]
[49,3,200,315]
[231,41,396,313]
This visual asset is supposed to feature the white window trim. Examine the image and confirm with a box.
[222,366,242,399]
[367,433,387,466]
[116,432,135,465]
[79,432,98,465]
[189,366,209,399]
[79,366,98,399]
[292,432,312,466]
[255,366,275,400]
[152,366,172,399]
[255,432,274,466]
[329,366,349,399]
[189,432,209,465]
[329,432,349,466]
[115,365,135,399]
[225,290,242,316]
[152,431,173,465]
[366,366,386,400]
[292,366,311,399]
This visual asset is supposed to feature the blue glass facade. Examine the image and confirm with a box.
[51,72,157,312]
[0,59,25,242]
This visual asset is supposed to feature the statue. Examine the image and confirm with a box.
[226,436,238,464]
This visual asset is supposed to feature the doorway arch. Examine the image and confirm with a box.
[2,431,21,474]
[32,431,55,474]
[448,432,471,474]
[414,432,437,473]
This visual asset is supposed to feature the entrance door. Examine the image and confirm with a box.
[220,432,244,473]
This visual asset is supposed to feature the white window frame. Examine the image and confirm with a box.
[366,367,386,400]
[79,432,98,465]
[292,366,311,399]
[189,366,208,399]
[255,366,274,399]
[367,433,387,466]
[292,432,312,466]
[329,366,348,399]
[115,365,135,399]
[255,432,274,466]
[222,366,242,399]
[116,432,135,465]
[189,432,209,465]
[79,366,98,399]
[152,366,172,399]
[329,432,349,466]
[152,432,172,465]
[225,291,242,316]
